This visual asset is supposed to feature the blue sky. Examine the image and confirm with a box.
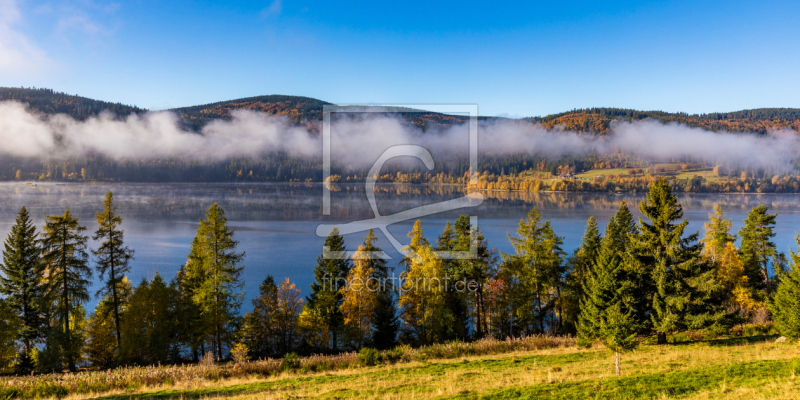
[2,0,799,116]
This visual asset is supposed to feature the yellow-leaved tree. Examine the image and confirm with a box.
[339,245,378,349]
[399,242,450,346]
[701,205,763,315]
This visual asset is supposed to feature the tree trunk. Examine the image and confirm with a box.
[657,332,667,344]
[615,351,621,376]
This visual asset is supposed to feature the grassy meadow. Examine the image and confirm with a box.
[4,335,797,400]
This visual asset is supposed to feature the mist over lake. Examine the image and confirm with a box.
[1,181,799,310]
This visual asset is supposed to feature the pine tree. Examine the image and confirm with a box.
[401,220,430,271]
[340,244,378,349]
[185,203,245,361]
[607,201,638,252]
[120,274,180,364]
[634,179,721,344]
[306,227,350,351]
[504,207,566,334]
[399,245,449,345]
[450,215,494,339]
[362,230,398,349]
[275,278,303,354]
[770,235,800,340]
[87,278,131,368]
[0,299,21,371]
[739,204,778,296]
[0,206,44,371]
[175,259,205,362]
[598,303,638,376]
[40,209,91,371]
[701,205,736,264]
[577,233,627,345]
[437,219,469,341]
[92,191,134,353]
[575,216,601,294]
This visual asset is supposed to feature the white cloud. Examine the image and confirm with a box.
[1,100,798,174]
[0,0,50,76]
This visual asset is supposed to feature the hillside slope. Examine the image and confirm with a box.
[4,87,800,134]
[0,87,145,119]
[534,107,800,134]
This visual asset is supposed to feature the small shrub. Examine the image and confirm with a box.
[199,351,216,366]
[231,343,250,364]
[385,346,404,362]
[280,352,301,371]
[357,348,382,367]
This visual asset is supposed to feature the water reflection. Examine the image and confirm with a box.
[1,182,799,310]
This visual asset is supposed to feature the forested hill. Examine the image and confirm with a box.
[170,96,479,132]
[0,87,145,119]
[534,107,800,134]
[4,86,800,135]
[171,94,332,131]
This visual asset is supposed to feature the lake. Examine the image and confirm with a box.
[1,182,799,310]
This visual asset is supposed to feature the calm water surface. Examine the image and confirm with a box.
[2,182,799,309]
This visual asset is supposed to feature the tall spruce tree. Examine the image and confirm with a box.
[701,205,737,264]
[451,215,494,339]
[92,191,134,352]
[0,206,44,371]
[634,180,721,344]
[575,216,602,294]
[437,219,470,341]
[504,207,566,334]
[306,227,350,350]
[739,204,778,296]
[577,228,629,345]
[362,230,399,350]
[606,201,638,252]
[40,209,91,371]
[185,203,245,361]
[769,235,800,340]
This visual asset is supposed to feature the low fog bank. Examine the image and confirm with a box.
[0,100,798,170]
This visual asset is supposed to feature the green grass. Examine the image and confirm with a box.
[445,359,800,399]
[575,163,724,182]
[75,338,800,400]
[575,168,633,179]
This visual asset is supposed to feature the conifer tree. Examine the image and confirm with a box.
[0,206,44,371]
[362,230,399,349]
[185,203,245,361]
[86,279,131,368]
[598,303,638,376]
[770,235,800,340]
[607,201,638,252]
[577,232,627,345]
[274,278,303,353]
[634,179,721,344]
[503,207,566,333]
[575,216,601,294]
[0,299,20,371]
[739,204,778,296]
[92,191,134,352]
[399,245,449,345]
[40,209,91,371]
[437,219,469,340]
[175,258,205,362]
[120,274,181,364]
[306,227,349,351]
[450,215,494,339]
[340,244,378,349]
[701,205,736,264]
